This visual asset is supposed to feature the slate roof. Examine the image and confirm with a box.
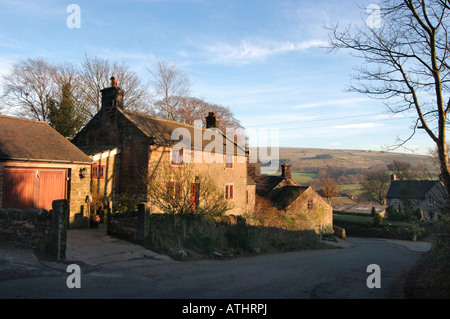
[0,115,93,164]
[386,180,441,199]
[119,108,247,156]
[254,175,285,196]
[271,185,309,209]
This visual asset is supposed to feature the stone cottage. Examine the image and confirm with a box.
[386,174,446,219]
[0,115,92,227]
[72,77,255,215]
[255,164,333,231]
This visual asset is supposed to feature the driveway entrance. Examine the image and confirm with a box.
[66,224,170,266]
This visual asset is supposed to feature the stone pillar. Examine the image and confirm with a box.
[48,199,70,260]
[137,203,151,243]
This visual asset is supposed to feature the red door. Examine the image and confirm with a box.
[2,168,67,210]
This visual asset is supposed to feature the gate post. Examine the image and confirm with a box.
[48,199,70,260]
[137,203,150,243]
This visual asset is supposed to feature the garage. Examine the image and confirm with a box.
[0,115,93,227]
[2,168,67,210]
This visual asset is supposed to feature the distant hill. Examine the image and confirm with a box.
[252,147,433,173]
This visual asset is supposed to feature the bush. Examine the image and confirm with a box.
[373,211,383,226]
[115,192,140,213]
[386,205,403,221]
[414,208,424,221]
[371,206,378,217]
[320,224,335,240]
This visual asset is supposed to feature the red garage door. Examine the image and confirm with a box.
[2,168,67,210]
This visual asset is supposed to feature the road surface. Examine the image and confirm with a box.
[0,237,430,300]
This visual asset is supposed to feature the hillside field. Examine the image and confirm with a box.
[275,147,432,172]
[260,147,434,198]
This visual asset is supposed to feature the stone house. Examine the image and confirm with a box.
[72,77,255,215]
[0,115,92,228]
[255,164,333,231]
[386,175,446,219]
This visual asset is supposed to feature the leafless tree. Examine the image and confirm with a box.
[147,56,191,120]
[78,54,152,118]
[143,163,230,216]
[361,167,391,205]
[1,57,56,121]
[327,0,450,197]
[316,168,340,203]
[387,159,432,180]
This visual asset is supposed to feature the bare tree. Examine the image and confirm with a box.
[387,159,432,180]
[315,167,340,203]
[143,163,230,216]
[147,56,191,120]
[1,57,56,121]
[78,54,152,118]
[327,0,450,198]
[361,168,391,205]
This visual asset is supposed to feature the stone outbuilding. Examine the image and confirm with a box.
[255,164,333,231]
[0,115,93,228]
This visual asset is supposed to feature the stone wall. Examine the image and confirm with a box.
[0,208,52,248]
[107,210,138,242]
[107,204,151,244]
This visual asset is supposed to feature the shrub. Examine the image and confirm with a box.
[371,206,378,217]
[320,224,335,240]
[414,208,424,221]
[386,205,403,221]
[373,211,383,226]
[115,192,140,213]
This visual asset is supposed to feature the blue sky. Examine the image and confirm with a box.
[0,0,436,155]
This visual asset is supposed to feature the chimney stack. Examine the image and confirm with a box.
[206,111,217,128]
[281,164,292,180]
[100,76,124,110]
[391,174,397,182]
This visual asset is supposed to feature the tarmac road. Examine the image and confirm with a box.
[0,228,431,300]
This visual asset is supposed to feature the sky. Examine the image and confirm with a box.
[0,0,438,155]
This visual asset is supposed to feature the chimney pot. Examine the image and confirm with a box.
[110,76,118,87]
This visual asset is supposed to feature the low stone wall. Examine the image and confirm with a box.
[107,210,139,242]
[0,208,52,248]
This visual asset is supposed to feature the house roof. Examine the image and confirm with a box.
[333,203,386,215]
[271,185,309,209]
[254,175,285,196]
[386,180,441,200]
[118,108,247,156]
[0,115,93,164]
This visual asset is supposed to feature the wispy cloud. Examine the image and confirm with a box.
[293,97,371,109]
[195,38,328,65]
[332,122,384,129]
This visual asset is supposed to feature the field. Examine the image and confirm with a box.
[274,147,432,171]
[263,147,433,196]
